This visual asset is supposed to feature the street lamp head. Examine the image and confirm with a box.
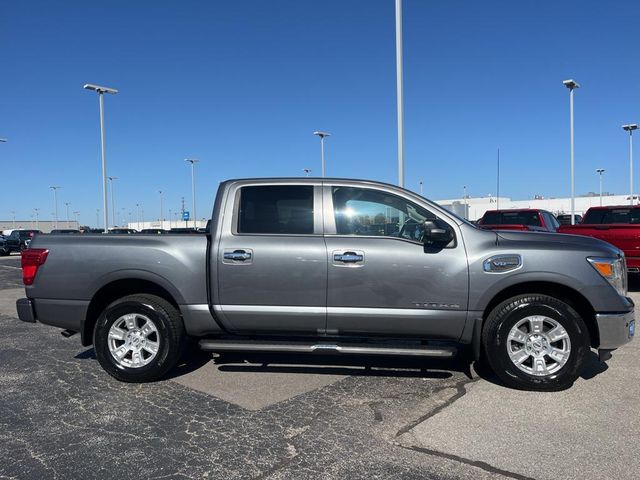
[313,131,331,138]
[84,83,118,95]
[562,79,580,90]
[50,185,61,190]
[185,158,199,165]
[0,138,7,143]
[622,124,639,132]
[108,176,118,181]
[596,168,605,174]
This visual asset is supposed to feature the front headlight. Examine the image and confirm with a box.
[587,256,627,297]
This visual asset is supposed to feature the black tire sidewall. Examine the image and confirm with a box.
[94,298,177,381]
[486,296,589,390]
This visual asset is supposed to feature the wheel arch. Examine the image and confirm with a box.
[481,281,599,349]
[82,279,181,346]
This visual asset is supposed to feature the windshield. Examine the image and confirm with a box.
[481,211,541,226]
[582,208,640,224]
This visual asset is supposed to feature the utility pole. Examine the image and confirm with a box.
[181,197,186,228]
[563,79,580,224]
[185,159,199,229]
[159,190,164,228]
[84,83,118,233]
[395,0,404,187]
[50,186,61,229]
[64,202,71,228]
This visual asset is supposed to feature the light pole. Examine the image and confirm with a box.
[313,131,330,177]
[11,210,15,229]
[158,190,164,228]
[50,186,61,229]
[64,202,71,228]
[419,181,423,195]
[563,79,580,224]
[96,209,100,229]
[185,159,199,229]
[623,124,638,205]
[136,203,141,230]
[84,83,118,233]
[73,211,80,225]
[303,168,312,177]
[169,208,173,229]
[596,168,605,207]
[108,176,118,227]
[395,0,404,187]
[33,208,40,230]
[121,207,126,226]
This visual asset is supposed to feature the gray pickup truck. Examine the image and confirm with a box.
[17,178,635,390]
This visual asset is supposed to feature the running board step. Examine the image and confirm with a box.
[198,340,457,358]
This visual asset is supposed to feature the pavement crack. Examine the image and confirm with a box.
[395,444,537,480]
[395,376,479,438]
[250,449,299,480]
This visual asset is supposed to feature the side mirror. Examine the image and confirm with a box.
[423,220,454,251]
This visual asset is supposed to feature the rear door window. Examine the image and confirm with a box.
[238,185,314,234]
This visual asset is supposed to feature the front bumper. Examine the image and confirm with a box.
[596,309,635,349]
[16,298,36,323]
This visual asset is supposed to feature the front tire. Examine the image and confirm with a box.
[482,294,590,391]
[94,294,186,382]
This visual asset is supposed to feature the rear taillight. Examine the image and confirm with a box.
[21,248,49,285]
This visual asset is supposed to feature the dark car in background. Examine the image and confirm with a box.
[4,229,42,253]
[169,227,202,234]
[108,228,137,234]
[477,209,560,232]
[50,229,81,235]
[0,235,8,256]
[138,228,168,234]
[557,214,583,225]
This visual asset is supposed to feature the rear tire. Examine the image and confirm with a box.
[482,294,590,391]
[94,294,186,382]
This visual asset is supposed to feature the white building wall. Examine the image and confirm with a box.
[126,220,208,230]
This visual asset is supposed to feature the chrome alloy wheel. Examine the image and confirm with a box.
[506,315,571,377]
[108,313,160,368]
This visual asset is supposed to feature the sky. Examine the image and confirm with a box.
[1,0,639,226]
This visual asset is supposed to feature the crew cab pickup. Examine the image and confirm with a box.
[4,229,42,253]
[477,209,560,232]
[558,205,640,273]
[16,179,635,391]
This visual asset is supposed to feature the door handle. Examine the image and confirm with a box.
[224,250,252,261]
[334,251,364,263]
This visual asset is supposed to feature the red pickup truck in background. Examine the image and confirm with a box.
[558,205,640,272]
[477,209,560,232]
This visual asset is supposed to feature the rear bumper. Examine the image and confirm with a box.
[16,298,36,323]
[596,309,635,349]
[15,297,88,333]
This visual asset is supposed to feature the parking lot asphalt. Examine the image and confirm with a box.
[0,256,638,480]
